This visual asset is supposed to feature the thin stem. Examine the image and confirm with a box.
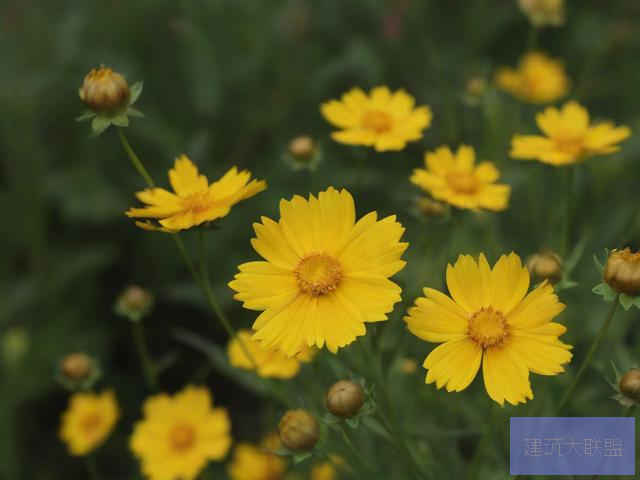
[117,128,155,188]
[468,402,499,478]
[196,229,259,371]
[562,166,575,256]
[556,296,620,415]
[525,26,539,51]
[83,455,101,480]
[171,234,202,287]
[131,321,158,391]
[339,424,378,480]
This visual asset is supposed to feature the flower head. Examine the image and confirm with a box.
[227,433,286,480]
[311,456,345,480]
[227,329,315,379]
[115,285,153,321]
[278,409,319,452]
[526,250,563,284]
[229,187,408,356]
[404,252,572,405]
[321,86,432,152]
[58,352,101,390]
[126,155,266,232]
[59,390,119,456]
[518,0,564,27]
[510,101,631,165]
[325,380,365,418]
[410,145,510,212]
[604,248,640,296]
[130,386,231,480]
[495,52,569,103]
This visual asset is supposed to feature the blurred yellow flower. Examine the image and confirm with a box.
[321,86,432,151]
[410,145,510,212]
[227,329,316,379]
[311,455,345,480]
[227,433,285,480]
[59,390,119,456]
[510,101,631,165]
[404,252,572,405]
[518,0,564,27]
[495,51,569,103]
[130,386,231,480]
[126,155,266,232]
[229,187,408,356]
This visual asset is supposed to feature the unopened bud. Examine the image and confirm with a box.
[526,250,562,284]
[278,409,319,452]
[289,136,315,160]
[619,368,640,402]
[61,353,93,382]
[325,380,365,419]
[604,248,640,296]
[79,66,130,114]
[416,197,446,217]
[115,285,153,322]
[518,0,564,27]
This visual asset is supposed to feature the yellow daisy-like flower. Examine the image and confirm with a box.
[59,390,119,456]
[130,386,232,480]
[410,145,510,212]
[320,86,432,152]
[495,51,569,103]
[510,101,631,165]
[227,329,316,379]
[404,253,572,405]
[126,155,266,232]
[311,455,345,480]
[227,433,285,480]
[229,187,408,356]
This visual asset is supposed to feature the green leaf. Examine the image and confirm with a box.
[91,115,111,136]
[593,254,605,274]
[75,110,96,122]
[619,294,634,311]
[322,413,341,425]
[292,452,312,465]
[346,417,360,429]
[635,296,640,309]
[129,81,144,104]
[127,107,146,118]
[111,114,130,127]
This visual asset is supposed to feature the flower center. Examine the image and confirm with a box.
[361,110,392,133]
[80,412,103,435]
[294,253,343,296]
[182,191,212,213]
[467,307,509,348]
[553,136,584,158]
[169,422,196,452]
[446,171,479,194]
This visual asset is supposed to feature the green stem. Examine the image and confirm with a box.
[117,128,155,188]
[131,321,158,391]
[562,166,574,256]
[339,424,378,480]
[468,403,499,478]
[555,296,620,415]
[525,26,539,51]
[171,234,202,287]
[83,455,101,480]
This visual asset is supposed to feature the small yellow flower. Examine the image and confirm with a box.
[404,253,572,405]
[59,390,119,456]
[510,101,631,165]
[311,455,345,480]
[126,155,266,232]
[321,86,432,152]
[229,187,408,356]
[410,145,510,212]
[496,51,569,103]
[130,386,231,480]
[227,329,315,379]
[227,433,286,480]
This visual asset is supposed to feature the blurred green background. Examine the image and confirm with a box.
[2,0,640,478]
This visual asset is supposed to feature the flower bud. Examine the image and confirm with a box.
[619,368,640,402]
[115,285,153,322]
[526,250,562,284]
[79,67,131,114]
[288,136,315,160]
[604,248,640,295]
[325,380,365,419]
[278,409,319,452]
[465,77,488,98]
[518,0,564,27]
[416,197,446,217]
[61,352,94,382]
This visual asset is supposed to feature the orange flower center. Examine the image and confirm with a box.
[169,422,196,452]
[361,110,392,133]
[553,136,584,158]
[182,191,212,213]
[446,171,479,194]
[294,253,343,296]
[81,412,103,435]
[468,307,509,348]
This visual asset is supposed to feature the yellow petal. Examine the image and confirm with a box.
[423,338,482,392]
[168,155,208,197]
[482,346,532,405]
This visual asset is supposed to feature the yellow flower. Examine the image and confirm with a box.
[410,145,510,212]
[229,187,408,356]
[126,155,266,232]
[227,329,316,379]
[510,101,631,165]
[404,253,572,405]
[130,386,231,480]
[59,390,119,456]
[495,51,569,103]
[227,433,286,480]
[321,86,432,152]
[311,455,345,480]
